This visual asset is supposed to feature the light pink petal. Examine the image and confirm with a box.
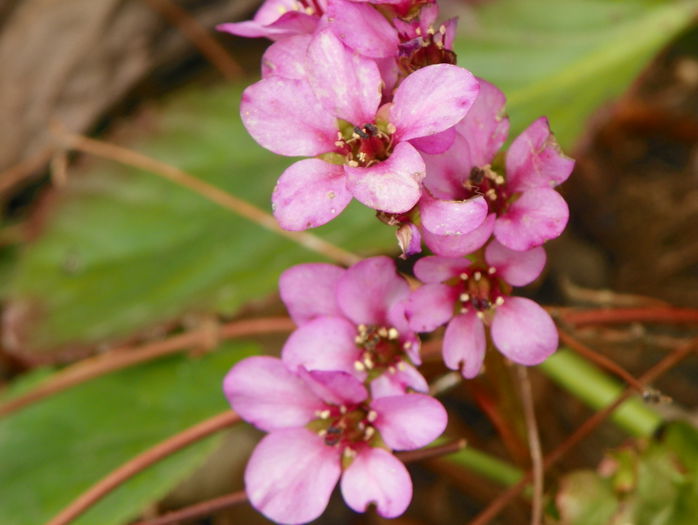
[456,78,509,166]
[443,311,486,379]
[245,428,340,524]
[406,283,457,332]
[272,159,352,230]
[485,241,546,287]
[300,368,369,405]
[217,6,319,39]
[422,134,472,200]
[442,16,458,49]
[505,117,575,193]
[223,356,323,431]
[370,363,428,398]
[327,0,399,58]
[410,126,456,155]
[391,64,479,141]
[307,30,382,124]
[241,77,336,156]
[422,212,496,257]
[491,297,558,365]
[413,255,470,283]
[282,316,360,376]
[341,447,412,518]
[279,263,344,324]
[494,188,569,251]
[337,256,409,325]
[396,221,422,257]
[262,34,311,79]
[371,394,448,450]
[345,141,425,213]
[419,190,488,236]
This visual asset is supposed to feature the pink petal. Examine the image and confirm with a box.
[245,428,341,524]
[282,316,360,376]
[307,30,382,124]
[494,188,569,251]
[241,77,337,156]
[456,78,509,166]
[413,255,470,283]
[391,64,479,142]
[344,141,425,213]
[422,212,496,257]
[341,447,412,518]
[300,369,369,405]
[223,356,323,431]
[337,256,410,326]
[262,34,311,79]
[396,221,422,257]
[410,126,457,155]
[505,117,575,193]
[485,241,546,287]
[419,190,488,236]
[327,0,399,58]
[370,363,429,398]
[272,159,352,230]
[443,311,486,379]
[406,283,457,332]
[422,134,472,200]
[491,297,558,365]
[371,394,448,450]
[279,263,344,324]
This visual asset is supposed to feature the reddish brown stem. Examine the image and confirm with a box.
[562,307,698,327]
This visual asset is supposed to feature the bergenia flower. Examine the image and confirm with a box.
[280,256,427,397]
[217,0,326,40]
[224,357,447,523]
[420,79,575,255]
[406,240,558,377]
[241,28,479,230]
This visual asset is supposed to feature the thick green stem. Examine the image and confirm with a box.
[538,348,662,438]
[445,446,523,487]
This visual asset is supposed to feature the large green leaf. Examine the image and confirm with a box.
[454,0,698,149]
[0,341,257,525]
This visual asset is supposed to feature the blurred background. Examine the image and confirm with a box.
[0,0,697,524]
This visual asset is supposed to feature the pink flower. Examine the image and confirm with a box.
[406,241,558,377]
[217,0,326,40]
[280,256,427,397]
[224,356,447,523]
[420,79,575,255]
[241,29,479,230]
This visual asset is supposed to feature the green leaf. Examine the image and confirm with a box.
[454,0,698,148]
[0,341,257,525]
[556,470,619,525]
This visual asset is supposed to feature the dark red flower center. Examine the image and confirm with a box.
[310,403,378,458]
[353,324,411,375]
[463,166,510,216]
[336,124,394,168]
[452,266,509,322]
[398,24,457,74]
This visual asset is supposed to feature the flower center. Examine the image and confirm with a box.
[463,166,510,215]
[353,324,410,374]
[398,24,457,74]
[335,124,394,168]
[311,403,378,457]
[455,267,508,322]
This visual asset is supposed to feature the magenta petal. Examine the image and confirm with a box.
[410,126,456,155]
[262,34,311,79]
[241,77,336,156]
[422,212,496,257]
[371,394,448,450]
[337,256,409,326]
[391,64,479,141]
[413,255,470,283]
[279,263,344,324]
[327,0,399,58]
[485,241,546,287]
[419,190,488,236]
[245,428,341,524]
[272,159,352,230]
[443,312,486,379]
[505,117,575,193]
[491,297,558,365]
[494,188,569,251]
[300,369,369,406]
[223,356,323,431]
[370,363,428,398]
[341,448,412,518]
[422,133,472,200]
[406,284,456,332]
[307,30,382,124]
[282,316,360,375]
[345,141,425,213]
[456,78,509,166]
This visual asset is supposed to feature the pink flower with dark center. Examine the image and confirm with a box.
[419,79,575,256]
[406,240,558,377]
[224,356,447,523]
[280,256,427,397]
[217,0,326,40]
[241,29,479,230]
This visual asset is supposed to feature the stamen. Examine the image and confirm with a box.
[488,266,496,274]
[495,296,505,306]
[340,405,347,414]
[387,327,399,340]
[367,410,378,422]
[474,271,482,281]
[459,293,470,302]
[354,360,366,371]
[460,272,469,280]
[363,427,375,440]
[397,361,407,371]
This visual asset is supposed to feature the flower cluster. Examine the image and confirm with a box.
[220,0,573,522]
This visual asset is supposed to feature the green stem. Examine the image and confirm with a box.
[538,348,662,438]
[445,445,523,487]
